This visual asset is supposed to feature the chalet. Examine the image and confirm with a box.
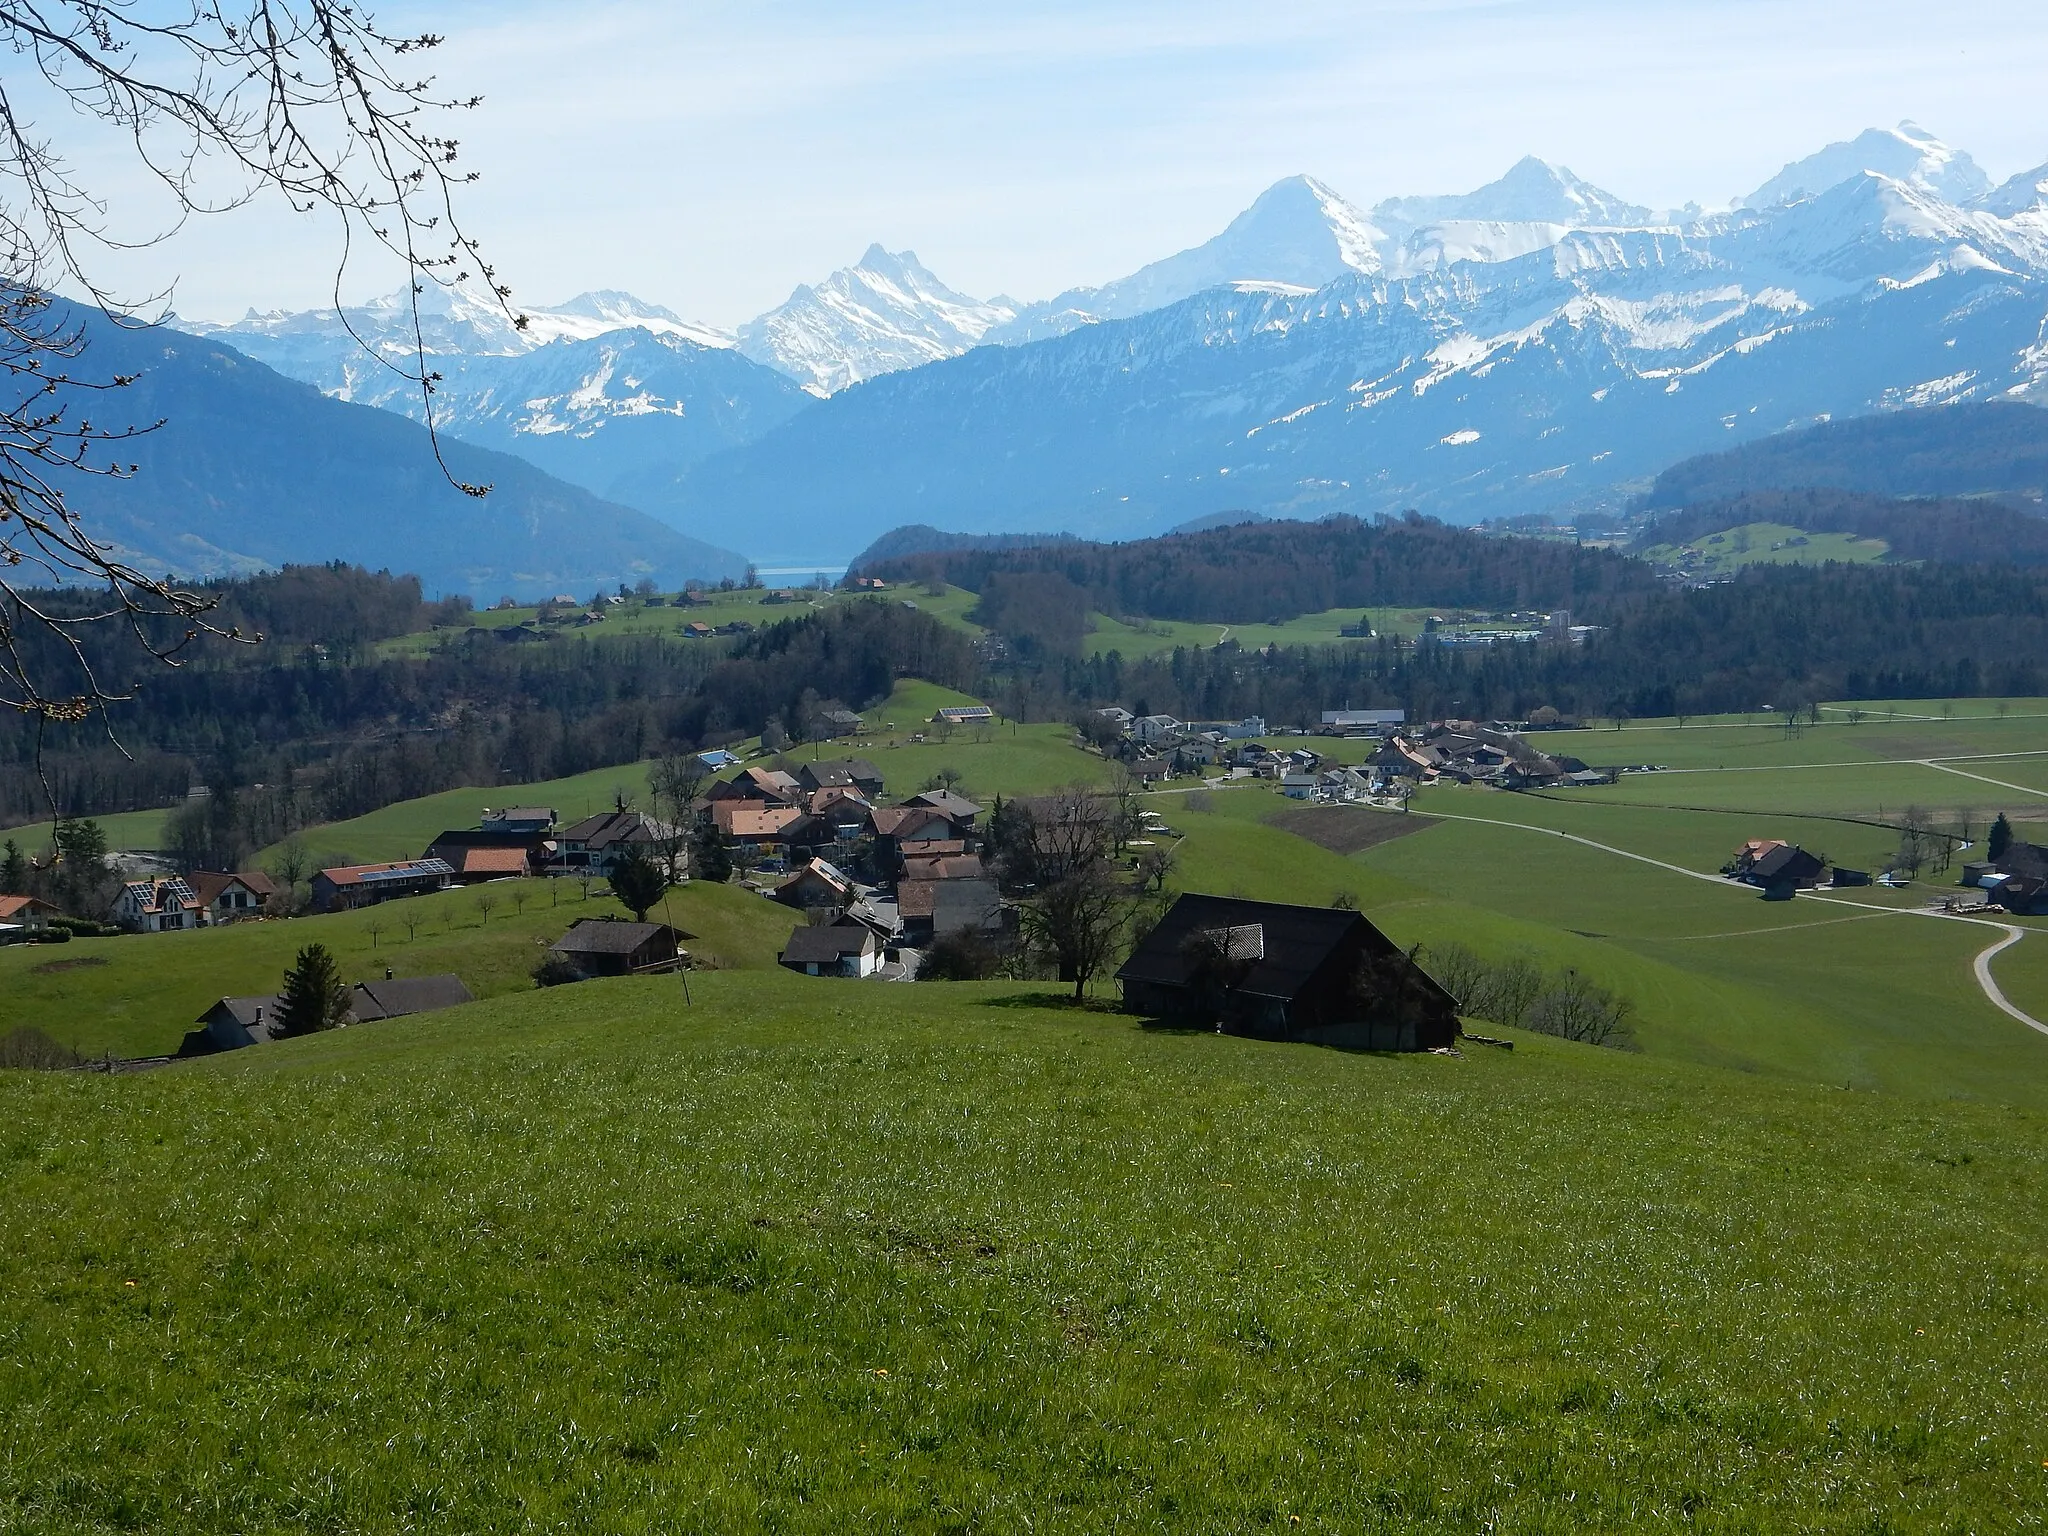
[189,870,279,924]
[904,789,982,826]
[682,621,714,639]
[310,858,455,912]
[0,893,60,941]
[804,791,875,841]
[116,876,203,933]
[548,918,689,977]
[933,704,994,726]
[183,973,473,1054]
[1731,840,1826,891]
[779,923,882,977]
[553,810,677,874]
[1115,893,1459,1051]
[775,857,859,910]
[799,759,886,797]
[871,805,964,861]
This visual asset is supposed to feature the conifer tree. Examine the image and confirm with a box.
[275,944,353,1037]
[1989,813,2014,860]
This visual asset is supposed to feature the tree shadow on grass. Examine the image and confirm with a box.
[977,991,1126,1015]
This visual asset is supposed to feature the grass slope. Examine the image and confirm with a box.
[0,879,794,1059]
[2,979,2045,1531]
[1638,520,1890,574]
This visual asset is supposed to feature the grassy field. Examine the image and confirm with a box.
[0,879,796,1059]
[1,806,172,855]
[3,976,2046,1531]
[1637,520,1890,575]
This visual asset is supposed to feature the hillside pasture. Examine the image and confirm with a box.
[3,978,2046,1531]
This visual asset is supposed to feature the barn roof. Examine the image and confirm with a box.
[1115,894,1407,1003]
[550,919,690,956]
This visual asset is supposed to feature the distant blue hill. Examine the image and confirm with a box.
[32,303,749,597]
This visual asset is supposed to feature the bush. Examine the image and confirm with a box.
[918,930,1002,981]
[36,927,72,944]
[532,953,586,988]
[1424,941,1637,1051]
[0,1026,84,1070]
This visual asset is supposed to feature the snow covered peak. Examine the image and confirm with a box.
[1743,122,1990,210]
[737,246,1016,394]
[991,174,1387,339]
[520,291,734,350]
[1980,159,2048,216]
[1375,156,1654,231]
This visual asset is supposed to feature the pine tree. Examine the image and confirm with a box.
[0,838,25,895]
[275,944,352,1037]
[1989,813,2014,861]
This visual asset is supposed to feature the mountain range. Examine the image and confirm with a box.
[152,121,2048,570]
[33,302,750,598]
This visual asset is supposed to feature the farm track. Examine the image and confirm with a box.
[1424,808,2048,1040]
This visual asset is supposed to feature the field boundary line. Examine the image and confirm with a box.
[1920,760,2048,799]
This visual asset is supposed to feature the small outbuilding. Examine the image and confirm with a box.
[1114,893,1458,1051]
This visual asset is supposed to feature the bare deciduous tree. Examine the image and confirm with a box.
[0,2,509,746]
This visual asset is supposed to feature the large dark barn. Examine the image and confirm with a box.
[1115,894,1459,1051]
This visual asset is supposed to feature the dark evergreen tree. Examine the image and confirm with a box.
[690,824,733,885]
[1990,813,2014,860]
[276,944,352,1037]
[608,850,669,922]
[0,838,25,895]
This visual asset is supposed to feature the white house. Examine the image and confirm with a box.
[116,877,202,933]
[1134,714,1184,744]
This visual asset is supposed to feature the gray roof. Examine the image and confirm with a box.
[1115,893,1447,1008]
[550,919,688,956]
[909,789,983,820]
[931,878,1003,934]
[351,975,473,1020]
[781,924,876,963]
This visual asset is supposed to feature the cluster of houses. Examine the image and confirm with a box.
[697,759,1001,978]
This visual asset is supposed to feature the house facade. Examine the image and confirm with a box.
[116,876,203,932]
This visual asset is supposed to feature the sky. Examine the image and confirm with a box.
[52,0,2048,327]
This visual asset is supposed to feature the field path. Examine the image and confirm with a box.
[1920,760,2048,799]
[1424,807,2048,1039]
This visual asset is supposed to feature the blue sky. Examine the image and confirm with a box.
[81,0,2048,325]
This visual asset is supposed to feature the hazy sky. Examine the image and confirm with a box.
[66,0,2048,326]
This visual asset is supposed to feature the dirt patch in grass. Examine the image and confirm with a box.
[28,955,108,976]
[1268,804,1438,855]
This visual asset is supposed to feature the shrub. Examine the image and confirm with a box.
[532,953,586,988]
[918,930,1002,981]
[0,1026,85,1070]
[1424,942,1637,1050]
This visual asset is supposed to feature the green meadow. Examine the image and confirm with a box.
[4,976,2047,1532]
[1637,520,1890,574]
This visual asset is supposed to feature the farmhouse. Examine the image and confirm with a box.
[549,918,689,976]
[1115,894,1459,1051]
[933,705,993,726]
[183,972,474,1054]
[0,893,61,941]
[776,857,859,910]
[778,923,882,978]
[799,759,886,797]
[553,810,677,874]
[1732,840,1826,891]
[310,858,455,912]
[189,870,279,924]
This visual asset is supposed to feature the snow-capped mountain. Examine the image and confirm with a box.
[649,158,2048,562]
[992,176,1384,343]
[1744,121,1990,210]
[735,245,1016,395]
